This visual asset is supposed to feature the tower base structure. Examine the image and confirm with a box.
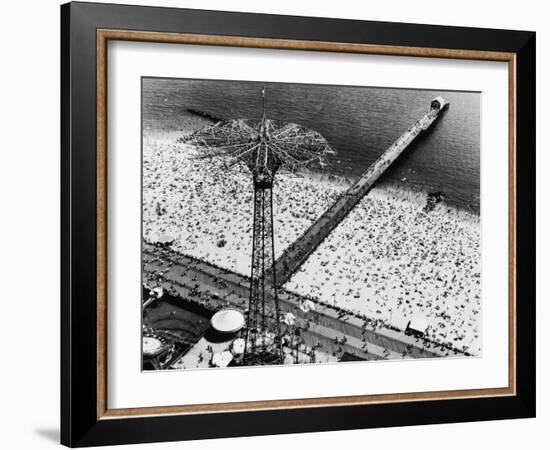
[242,185,284,365]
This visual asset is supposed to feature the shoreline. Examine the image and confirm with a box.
[142,129,481,355]
[147,124,480,216]
[146,104,481,213]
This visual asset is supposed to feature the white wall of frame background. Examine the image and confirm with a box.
[0,0,546,449]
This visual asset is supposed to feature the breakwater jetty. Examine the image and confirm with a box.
[273,97,449,285]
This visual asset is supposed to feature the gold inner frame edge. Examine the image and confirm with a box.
[95,29,517,420]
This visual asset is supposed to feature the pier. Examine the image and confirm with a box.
[273,97,449,285]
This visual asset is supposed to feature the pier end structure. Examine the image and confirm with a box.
[274,97,449,285]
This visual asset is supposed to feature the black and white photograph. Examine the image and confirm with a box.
[141,78,481,370]
[0,0,542,447]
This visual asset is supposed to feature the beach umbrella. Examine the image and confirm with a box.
[212,350,234,368]
[300,299,316,313]
[283,312,297,327]
[151,287,164,299]
[232,338,246,354]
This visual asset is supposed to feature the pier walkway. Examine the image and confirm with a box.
[273,97,449,285]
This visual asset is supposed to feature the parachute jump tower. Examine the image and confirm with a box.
[181,87,334,365]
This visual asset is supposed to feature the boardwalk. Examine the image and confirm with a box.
[273,99,448,285]
[143,243,457,360]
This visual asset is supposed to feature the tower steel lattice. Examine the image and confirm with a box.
[180,87,334,365]
[243,183,284,365]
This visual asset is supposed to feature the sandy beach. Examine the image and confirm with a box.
[285,187,481,355]
[143,130,349,275]
[143,127,481,356]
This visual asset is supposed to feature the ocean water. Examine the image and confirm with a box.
[143,78,480,212]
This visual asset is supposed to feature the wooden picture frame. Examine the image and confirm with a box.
[61,1,535,447]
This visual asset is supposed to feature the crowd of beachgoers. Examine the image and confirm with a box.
[285,187,481,356]
[143,121,481,357]
[143,130,349,276]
